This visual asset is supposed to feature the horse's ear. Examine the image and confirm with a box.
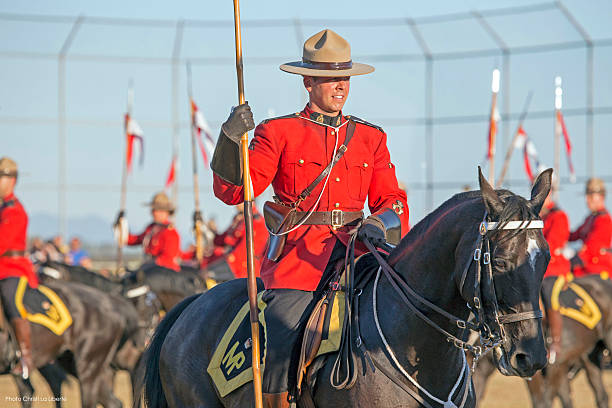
[530,168,553,213]
[478,166,503,216]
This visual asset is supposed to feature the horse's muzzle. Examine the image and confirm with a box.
[493,341,547,377]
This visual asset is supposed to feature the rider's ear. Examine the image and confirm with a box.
[478,166,503,216]
[530,168,553,213]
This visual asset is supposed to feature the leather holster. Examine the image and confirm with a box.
[263,201,297,262]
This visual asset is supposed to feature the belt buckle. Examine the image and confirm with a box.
[331,209,344,229]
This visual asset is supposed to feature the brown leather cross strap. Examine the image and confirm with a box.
[297,120,356,202]
[0,250,26,258]
[293,210,363,227]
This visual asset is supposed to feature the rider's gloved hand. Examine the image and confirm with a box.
[221,103,255,144]
[114,210,125,228]
[357,215,386,247]
[193,210,203,224]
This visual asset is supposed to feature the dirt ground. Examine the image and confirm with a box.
[0,369,610,407]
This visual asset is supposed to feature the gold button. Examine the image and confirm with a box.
[299,159,304,164]
[335,203,340,208]
[335,177,340,182]
[331,130,335,135]
[363,162,368,168]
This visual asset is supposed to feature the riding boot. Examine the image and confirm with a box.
[11,317,34,379]
[547,309,563,365]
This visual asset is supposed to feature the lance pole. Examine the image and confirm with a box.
[116,80,133,275]
[554,76,563,199]
[488,68,500,185]
[232,1,263,407]
[187,63,204,262]
[496,91,533,188]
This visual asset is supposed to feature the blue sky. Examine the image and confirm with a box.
[1,0,611,245]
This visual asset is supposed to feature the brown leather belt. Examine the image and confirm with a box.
[294,210,363,228]
[0,250,26,258]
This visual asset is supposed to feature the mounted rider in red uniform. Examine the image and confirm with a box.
[210,29,409,402]
[539,190,570,363]
[0,157,37,378]
[205,203,267,281]
[121,192,181,272]
[569,177,612,277]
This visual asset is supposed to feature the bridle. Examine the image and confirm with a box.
[359,212,545,408]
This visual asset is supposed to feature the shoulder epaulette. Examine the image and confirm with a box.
[345,115,384,133]
[260,112,301,125]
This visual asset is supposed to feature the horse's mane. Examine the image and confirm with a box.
[389,188,539,264]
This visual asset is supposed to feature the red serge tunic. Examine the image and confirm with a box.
[214,208,267,278]
[0,194,38,288]
[570,209,612,277]
[541,204,570,278]
[213,106,409,291]
[128,222,181,271]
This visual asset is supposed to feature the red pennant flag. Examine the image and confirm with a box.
[556,111,575,182]
[522,128,545,183]
[165,156,176,189]
[125,113,144,174]
[190,99,216,167]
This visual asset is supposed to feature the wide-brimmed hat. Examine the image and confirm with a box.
[143,192,175,212]
[585,177,606,195]
[280,29,374,77]
[0,157,18,178]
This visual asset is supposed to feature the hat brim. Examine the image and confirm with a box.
[280,61,374,77]
[142,202,176,212]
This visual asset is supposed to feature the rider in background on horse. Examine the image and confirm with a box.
[211,28,409,403]
[539,188,570,364]
[201,202,267,282]
[569,177,612,277]
[118,191,181,272]
[0,157,36,379]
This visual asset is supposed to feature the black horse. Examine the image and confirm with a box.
[142,168,552,407]
[474,274,612,408]
[0,279,144,407]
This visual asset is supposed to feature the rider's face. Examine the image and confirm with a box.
[0,176,16,199]
[304,76,350,116]
[152,209,170,223]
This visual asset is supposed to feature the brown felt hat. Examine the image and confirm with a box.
[143,192,175,212]
[280,29,374,77]
[0,157,18,178]
[586,177,606,195]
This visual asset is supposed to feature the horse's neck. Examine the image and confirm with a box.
[370,204,474,395]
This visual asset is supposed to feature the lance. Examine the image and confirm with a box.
[115,79,134,276]
[554,76,563,199]
[487,68,500,185]
[232,1,263,407]
[186,63,205,263]
[496,91,533,188]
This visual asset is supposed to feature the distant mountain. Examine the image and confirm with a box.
[29,213,115,244]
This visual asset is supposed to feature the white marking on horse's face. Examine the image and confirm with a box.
[527,238,540,270]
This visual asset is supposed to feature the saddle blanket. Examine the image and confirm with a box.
[543,276,602,330]
[16,276,72,336]
[207,289,345,398]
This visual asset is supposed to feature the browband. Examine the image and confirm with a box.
[485,220,544,231]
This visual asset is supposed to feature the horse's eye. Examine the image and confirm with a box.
[494,259,509,271]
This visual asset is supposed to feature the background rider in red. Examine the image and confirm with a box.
[0,157,36,378]
[210,29,409,401]
[122,191,181,272]
[539,189,570,363]
[206,203,266,280]
[569,177,612,277]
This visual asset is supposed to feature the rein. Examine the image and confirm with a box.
[354,213,544,407]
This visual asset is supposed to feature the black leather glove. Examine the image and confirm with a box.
[114,210,125,228]
[357,216,386,247]
[221,103,255,144]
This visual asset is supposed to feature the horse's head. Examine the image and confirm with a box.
[458,168,551,377]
